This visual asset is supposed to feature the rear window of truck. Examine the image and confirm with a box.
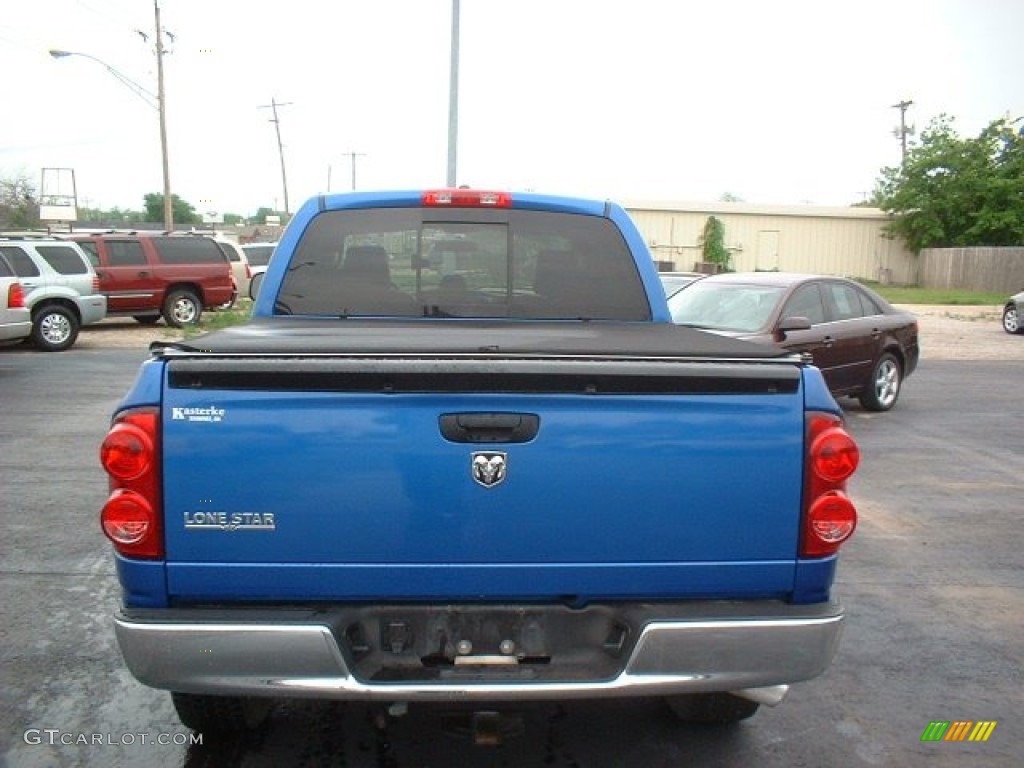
[274,208,651,320]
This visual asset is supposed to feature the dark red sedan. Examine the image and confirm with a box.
[667,272,920,411]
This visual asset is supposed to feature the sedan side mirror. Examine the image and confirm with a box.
[776,315,812,340]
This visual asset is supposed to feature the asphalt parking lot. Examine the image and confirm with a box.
[1,314,1022,767]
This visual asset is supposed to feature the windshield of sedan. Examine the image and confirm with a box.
[667,281,787,333]
[273,208,651,320]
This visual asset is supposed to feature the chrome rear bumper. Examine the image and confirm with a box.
[114,600,843,702]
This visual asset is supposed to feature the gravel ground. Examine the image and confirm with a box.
[72,304,1023,361]
[892,304,1022,361]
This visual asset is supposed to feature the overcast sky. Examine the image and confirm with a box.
[2,0,1021,217]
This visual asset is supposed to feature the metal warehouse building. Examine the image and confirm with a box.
[624,200,917,285]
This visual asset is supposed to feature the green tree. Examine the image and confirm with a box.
[143,193,202,227]
[872,115,1024,251]
[0,172,40,229]
[699,215,730,269]
[79,205,147,225]
[249,206,289,226]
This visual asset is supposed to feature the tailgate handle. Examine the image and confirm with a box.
[440,412,540,444]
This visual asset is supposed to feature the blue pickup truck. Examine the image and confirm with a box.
[99,189,859,732]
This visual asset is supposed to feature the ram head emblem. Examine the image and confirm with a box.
[471,452,507,488]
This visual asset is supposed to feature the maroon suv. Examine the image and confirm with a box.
[66,233,236,326]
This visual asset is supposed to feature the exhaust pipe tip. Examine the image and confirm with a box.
[732,684,790,707]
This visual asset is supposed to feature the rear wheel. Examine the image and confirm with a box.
[858,352,901,411]
[31,304,79,352]
[171,692,273,733]
[163,289,202,327]
[665,693,760,724]
[1003,304,1021,334]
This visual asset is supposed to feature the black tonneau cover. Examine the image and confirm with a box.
[155,318,794,361]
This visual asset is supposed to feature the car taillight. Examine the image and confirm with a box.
[422,189,512,207]
[100,408,162,558]
[92,275,100,293]
[8,282,25,309]
[802,413,859,557]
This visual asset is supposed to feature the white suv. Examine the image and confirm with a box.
[0,236,108,351]
[241,242,276,300]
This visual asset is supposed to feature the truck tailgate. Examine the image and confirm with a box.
[161,355,806,603]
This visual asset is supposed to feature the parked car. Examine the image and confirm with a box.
[668,272,919,411]
[209,237,251,301]
[241,242,277,300]
[1002,291,1023,334]
[0,236,108,351]
[64,232,235,327]
[658,271,704,299]
[0,250,32,345]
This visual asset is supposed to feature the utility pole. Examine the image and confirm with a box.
[154,0,173,230]
[259,97,292,215]
[891,99,914,165]
[446,0,460,187]
[326,152,365,193]
[346,151,366,191]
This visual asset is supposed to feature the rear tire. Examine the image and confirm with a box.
[171,692,273,733]
[163,289,202,327]
[31,304,79,352]
[858,352,901,411]
[665,693,760,724]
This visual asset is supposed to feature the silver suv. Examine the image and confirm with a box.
[0,236,108,351]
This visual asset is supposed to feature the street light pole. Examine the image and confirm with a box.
[49,50,158,108]
[49,2,174,230]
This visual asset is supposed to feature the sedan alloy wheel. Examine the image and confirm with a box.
[1003,304,1021,334]
[859,353,901,411]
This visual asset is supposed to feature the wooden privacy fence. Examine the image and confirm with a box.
[919,247,1024,292]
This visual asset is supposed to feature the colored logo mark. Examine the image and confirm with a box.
[921,721,997,742]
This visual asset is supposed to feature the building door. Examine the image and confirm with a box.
[756,230,780,271]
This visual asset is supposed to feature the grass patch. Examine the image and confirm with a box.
[856,280,1006,306]
[181,300,253,338]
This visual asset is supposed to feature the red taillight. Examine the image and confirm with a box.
[92,275,100,293]
[8,282,25,309]
[422,189,512,207]
[99,408,162,559]
[100,422,154,480]
[810,427,860,482]
[100,495,156,557]
[805,492,857,556]
[802,413,859,557]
